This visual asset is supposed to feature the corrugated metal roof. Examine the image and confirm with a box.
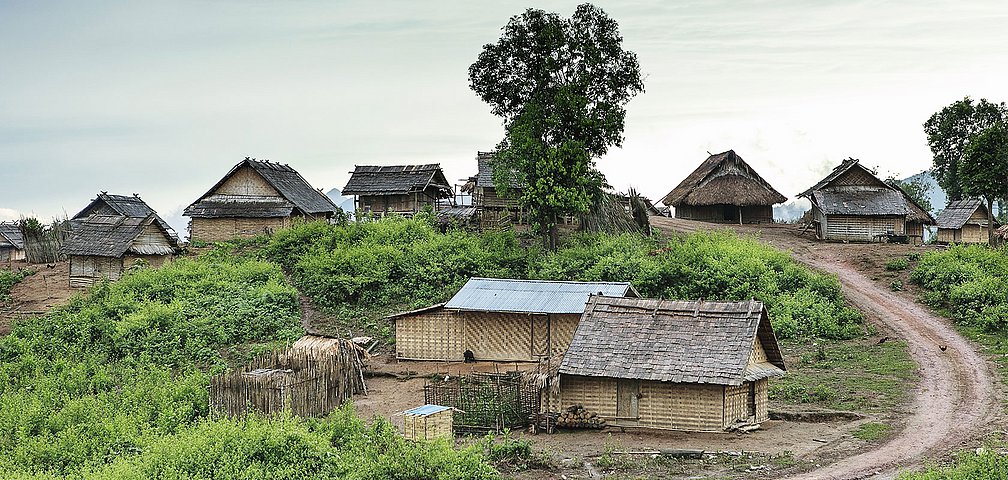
[403,404,452,416]
[444,278,637,314]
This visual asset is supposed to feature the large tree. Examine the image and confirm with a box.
[924,97,1007,201]
[960,122,1008,245]
[469,3,643,247]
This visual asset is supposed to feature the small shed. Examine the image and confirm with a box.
[799,159,913,242]
[62,214,179,287]
[935,198,998,244]
[559,296,786,432]
[661,150,786,224]
[185,158,339,242]
[393,278,639,362]
[0,223,25,262]
[402,404,453,440]
[343,164,453,216]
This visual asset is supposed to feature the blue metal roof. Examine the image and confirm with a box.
[404,404,452,416]
[444,278,637,314]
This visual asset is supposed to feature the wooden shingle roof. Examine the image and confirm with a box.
[661,150,786,207]
[936,198,990,229]
[73,192,177,241]
[0,223,24,249]
[811,189,909,216]
[560,296,785,386]
[62,215,178,257]
[185,158,338,218]
[343,164,452,197]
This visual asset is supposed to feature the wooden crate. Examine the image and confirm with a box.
[403,404,453,441]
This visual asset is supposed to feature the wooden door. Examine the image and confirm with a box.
[531,314,550,358]
[616,380,640,425]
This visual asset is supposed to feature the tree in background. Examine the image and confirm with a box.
[469,3,644,248]
[924,97,1007,201]
[886,176,933,213]
[960,122,1008,245]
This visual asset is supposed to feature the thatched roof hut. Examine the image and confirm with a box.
[935,198,998,244]
[343,164,453,216]
[185,158,338,242]
[0,223,25,262]
[661,150,786,224]
[559,296,785,432]
[72,192,177,241]
[62,214,179,287]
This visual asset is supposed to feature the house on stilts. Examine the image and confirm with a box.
[342,164,453,217]
[558,296,786,432]
[463,151,526,228]
[661,150,786,224]
[185,158,338,242]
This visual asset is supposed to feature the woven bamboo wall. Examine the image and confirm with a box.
[937,228,958,243]
[549,314,580,356]
[674,205,773,224]
[961,224,988,244]
[824,215,904,241]
[395,309,465,361]
[191,217,289,242]
[464,312,532,361]
[905,222,925,245]
[750,337,768,364]
[403,408,453,440]
[754,378,769,423]
[833,167,885,187]
[558,374,617,419]
[216,165,280,196]
[69,255,124,288]
[723,383,749,426]
[641,381,725,432]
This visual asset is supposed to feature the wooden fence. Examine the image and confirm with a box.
[424,371,539,432]
[210,342,367,418]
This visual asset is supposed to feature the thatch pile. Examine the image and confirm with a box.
[579,190,650,235]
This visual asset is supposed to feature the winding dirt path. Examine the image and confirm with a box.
[651,216,1001,479]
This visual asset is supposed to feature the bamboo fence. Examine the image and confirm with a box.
[424,371,538,432]
[20,218,68,264]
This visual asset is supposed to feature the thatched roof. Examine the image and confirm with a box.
[812,189,909,216]
[798,158,886,198]
[185,158,338,218]
[73,192,177,241]
[936,198,991,229]
[891,184,936,225]
[0,223,24,249]
[560,296,786,386]
[445,278,639,315]
[661,150,786,207]
[343,164,452,198]
[62,215,179,257]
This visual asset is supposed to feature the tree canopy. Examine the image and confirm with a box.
[469,3,643,247]
[960,122,1008,245]
[886,176,933,213]
[924,97,1007,201]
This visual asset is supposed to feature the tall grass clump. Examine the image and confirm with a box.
[910,244,1008,332]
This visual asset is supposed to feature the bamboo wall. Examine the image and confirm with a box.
[557,374,618,420]
[723,383,750,425]
[905,222,926,245]
[823,214,904,241]
[191,216,289,242]
[69,255,124,287]
[216,165,281,196]
[549,314,580,357]
[674,204,774,224]
[357,192,440,215]
[395,309,465,361]
[0,247,25,262]
[465,312,533,361]
[937,224,991,244]
[403,408,453,440]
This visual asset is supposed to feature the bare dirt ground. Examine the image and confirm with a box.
[0,260,74,334]
[651,216,1004,479]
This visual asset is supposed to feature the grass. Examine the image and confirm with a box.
[898,443,1008,479]
[0,268,33,302]
[770,339,916,413]
[853,422,890,441]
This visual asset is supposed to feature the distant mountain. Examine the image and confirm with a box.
[326,188,355,213]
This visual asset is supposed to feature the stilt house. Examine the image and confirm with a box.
[0,223,25,262]
[393,278,638,362]
[799,159,915,242]
[935,198,998,244]
[185,158,338,242]
[661,150,786,224]
[62,214,179,287]
[342,164,453,216]
[465,152,525,227]
[559,296,786,432]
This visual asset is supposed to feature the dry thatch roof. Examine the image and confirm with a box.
[73,192,178,242]
[0,223,24,249]
[62,215,179,257]
[936,198,992,229]
[343,164,452,198]
[812,189,909,216]
[661,150,786,207]
[186,158,338,218]
[560,296,785,386]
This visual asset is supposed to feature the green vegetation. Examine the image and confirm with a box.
[885,257,910,271]
[0,268,33,301]
[769,340,915,412]
[898,447,1008,479]
[262,219,864,340]
[853,422,890,441]
[891,279,904,291]
[911,244,1008,332]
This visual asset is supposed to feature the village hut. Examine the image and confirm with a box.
[799,159,913,242]
[62,214,179,287]
[393,278,639,362]
[184,157,338,242]
[661,150,786,224]
[0,223,25,262]
[891,184,937,245]
[935,198,999,244]
[558,296,785,432]
[464,151,525,227]
[342,164,453,216]
[72,192,178,241]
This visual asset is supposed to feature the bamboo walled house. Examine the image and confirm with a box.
[62,214,179,287]
[935,198,999,244]
[0,223,25,262]
[558,296,786,432]
[184,158,338,242]
[661,150,786,224]
[393,278,638,362]
[342,164,453,216]
[892,184,937,245]
[464,152,525,227]
[799,159,924,242]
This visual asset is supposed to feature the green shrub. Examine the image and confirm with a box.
[911,245,1008,332]
[885,258,909,271]
[0,268,33,301]
[891,279,903,291]
[898,447,1008,479]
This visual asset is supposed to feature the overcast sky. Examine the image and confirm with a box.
[2,1,1007,232]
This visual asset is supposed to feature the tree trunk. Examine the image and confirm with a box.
[988,198,995,246]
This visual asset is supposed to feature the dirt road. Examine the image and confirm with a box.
[651,216,1001,479]
[0,261,74,334]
